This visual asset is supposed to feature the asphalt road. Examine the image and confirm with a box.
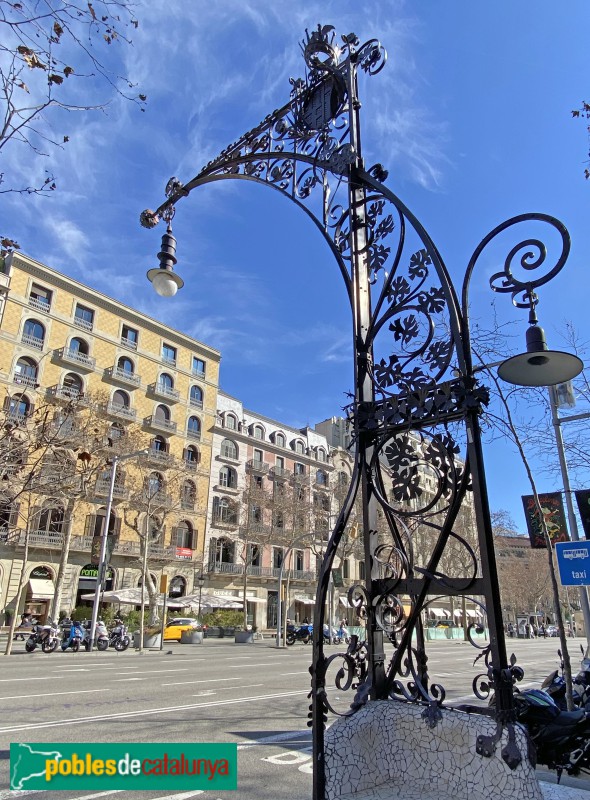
[0,635,587,799]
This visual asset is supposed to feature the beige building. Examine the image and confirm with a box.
[0,251,220,621]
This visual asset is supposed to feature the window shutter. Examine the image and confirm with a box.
[189,528,196,550]
[113,517,122,537]
[84,514,96,537]
[3,396,10,412]
[182,448,187,461]
[208,536,218,568]
[9,503,20,527]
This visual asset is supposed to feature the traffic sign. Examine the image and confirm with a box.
[555,541,590,586]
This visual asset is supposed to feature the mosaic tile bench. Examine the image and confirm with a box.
[323,700,590,800]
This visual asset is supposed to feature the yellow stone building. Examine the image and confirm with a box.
[0,250,220,622]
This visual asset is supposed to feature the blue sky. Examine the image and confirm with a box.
[3,1,589,533]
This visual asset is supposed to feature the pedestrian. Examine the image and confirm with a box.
[303,616,309,625]
[525,622,531,639]
[507,622,514,638]
[14,612,32,641]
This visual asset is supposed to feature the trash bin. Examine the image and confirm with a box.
[180,630,203,644]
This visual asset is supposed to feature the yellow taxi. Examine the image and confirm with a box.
[163,617,201,641]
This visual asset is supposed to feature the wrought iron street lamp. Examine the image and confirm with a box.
[89,448,148,650]
[141,24,583,799]
[195,573,206,618]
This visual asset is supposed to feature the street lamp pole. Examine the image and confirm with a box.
[549,386,590,648]
[140,24,582,799]
[276,534,310,649]
[195,573,205,618]
[89,449,147,651]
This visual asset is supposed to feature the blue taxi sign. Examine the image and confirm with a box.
[555,541,590,586]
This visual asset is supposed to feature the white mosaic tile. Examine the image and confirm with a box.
[324,700,546,800]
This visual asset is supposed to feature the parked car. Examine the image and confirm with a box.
[546,625,559,637]
[163,617,201,642]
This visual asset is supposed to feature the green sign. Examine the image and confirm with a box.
[11,742,237,791]
[80,564,114,580]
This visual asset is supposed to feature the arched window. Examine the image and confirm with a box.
[225,414,237,430]
[152,435,167,452]
[187,416,201,439]
[253,424,264,440]
[317,448,326,462]
[220,439,238,459]
[37,502,65,535]
[22,319,45,348]
[213,497,237,525]
[108,422,125,443]
[62,372,83,397]
[189,385,203,408]
[112,389,130,409]
[117,356,134,374]
[295,440,305,454]
[70,337,89,355]
[6,393,31,418]
[85,506,118,537]
[146,472,164,498]
[211,536,234,563]
[175,521,194,549]
[154,404,170,421]
[14,356,38,386]
[159,373,174,390]
[219,466,237,489]
[181,480,196,509]
[169,574,188,597]
[184,445,200,464]
[275,432,286,448]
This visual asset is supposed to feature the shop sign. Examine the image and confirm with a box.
[30,566,52,579]
[175,547,193,560]
[80,564,114,580]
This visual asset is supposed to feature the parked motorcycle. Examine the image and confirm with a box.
[24,620,59,653]
[333,623,351,645]
[60,620,85,652]
[285,623,312,645]
[541,647,590,711]
[109,619,130,651]
[82,619,109,651]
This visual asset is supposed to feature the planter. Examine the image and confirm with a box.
[234,631,254,644]
[180,630,203,645]
[133,632,162,648]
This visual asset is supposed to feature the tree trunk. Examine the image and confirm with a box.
[4,524,31,656]
[50,497,75,620]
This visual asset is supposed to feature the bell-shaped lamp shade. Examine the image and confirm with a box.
[147,267,183,297]
[497,324,584,387]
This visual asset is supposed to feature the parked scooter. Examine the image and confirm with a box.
[333,623,351,645]
[60,619,85,652]
[541,647,590,712]
[109,618,130,651]
[285,623,312,646]
[82,619,109,651]
[24,620,59,653]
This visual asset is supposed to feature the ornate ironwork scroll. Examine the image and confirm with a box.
[141,24,573,800]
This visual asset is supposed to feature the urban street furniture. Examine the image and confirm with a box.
[141,24,582,800]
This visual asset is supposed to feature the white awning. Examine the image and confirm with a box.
[453,609,462,617]
[294,597,315,605]
[245,597,266,604]
[465,610,478,618]
[28,578,54,600]
[339,596,351,608]
[428,607,446,616]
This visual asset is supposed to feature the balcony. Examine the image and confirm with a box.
[142,490,171,508]
[180,498,196,512]
[291,471,308,484]
[13,373,38,388]
[106,401,136,421]
[73,315,93,332]
[104,365,141,387]
[46,385,85,403]
[183,458,199,472]
[186,427,201,441]
[192,368,205,379]
[144,415,177,435]
[270,465,291,479]
[206,561,316,581]
[161,354,176,367]
[55,346,96,370]
[189,397,203,410]
[143,448,175,467]
[246,459,269,475]
[28,296,51,313]
[0,527,21,544]
[21,332,44,350]
[120,335,137,350]
[211,515,239,530]
[214,482,239,495]
[148,382,180,402]
[93,479,129,501]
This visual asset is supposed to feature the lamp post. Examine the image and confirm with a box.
[195,573,206,618]
[89,449,147,650]
[275,533,311,649]
[140,25,582,799]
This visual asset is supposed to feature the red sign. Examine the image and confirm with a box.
[175,547,193,560]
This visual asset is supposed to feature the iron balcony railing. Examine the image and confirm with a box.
[104,365,141,386]
[73,315,93,331]
[186,427,201,441]
[148,382,180,402]
[120,336,137,350]
[189,397,203,409]
[212,515,239,529]
[106,401,137,421]
[13,373,38,388]
[28,296,50,313]
[46,384,85,402]
[246,459,269,474]
[270,465,291,479]
[207,561,315,581]
[144,415,177,434]
[55,346,96,370]
[94,479,129,501]
[21,333,44,349]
